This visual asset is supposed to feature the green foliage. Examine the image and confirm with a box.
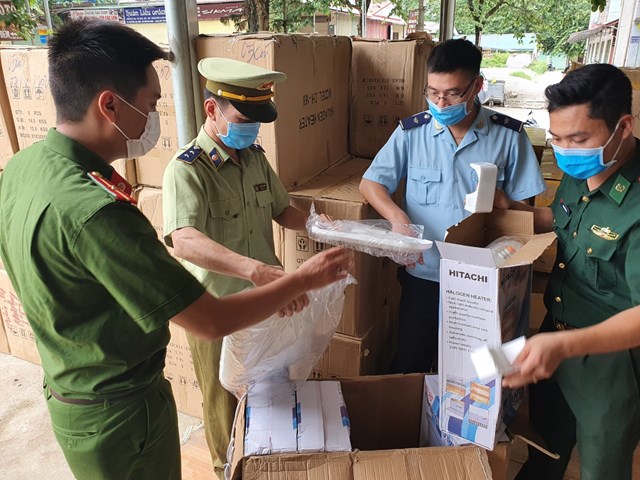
[481,52,509,67]
[510,71,532,80]
[0,0,39,40]
[528,60,548,75]
[590,0,606,12]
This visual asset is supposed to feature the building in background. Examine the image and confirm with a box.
[568,0,620,65]
[613,0,640,66]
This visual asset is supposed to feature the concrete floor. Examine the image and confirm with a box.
[0,352,207,480]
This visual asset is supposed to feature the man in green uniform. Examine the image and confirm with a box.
[499,64,640,480]
[0,19,351,480]
[163,57,308,479]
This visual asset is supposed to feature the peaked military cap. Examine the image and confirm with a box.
[198,57,287,123]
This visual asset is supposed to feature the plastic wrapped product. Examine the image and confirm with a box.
[306,204,432,265]
[486,236,525,266]
[220,275,355,398]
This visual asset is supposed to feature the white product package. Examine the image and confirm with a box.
[220,275,355,398]
[465,162,498,213]
[319,381,351,452]
[244,382,297,456]
[306,204,432,265]
[295,381,325,452]
[470,336,526,381]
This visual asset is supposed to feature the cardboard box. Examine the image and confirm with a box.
[533,179,560,208]
[196,34,351,189]
[134,59,179,188]
[112,158,138,187]
[311,306,394,379]
[165,323,204,418]
[0,47,56,150]
[436,210,555,449]
[532,240,557,274]
[0,269,40,364]
[0,307,10,354]
[229,374,495,480]
[622,68,640,140]
[349,38,433,158]
[282,157,401,337]
[539,147,563,181]
[0,51,18,169]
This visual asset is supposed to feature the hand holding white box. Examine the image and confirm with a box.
[470,336,526,381]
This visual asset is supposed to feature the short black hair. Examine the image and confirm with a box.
[49,18,168,123]
[545,63,632,131]
[426,38,482,77]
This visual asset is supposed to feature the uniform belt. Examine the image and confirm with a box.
[553,319,577,331]
[47,376,161,406]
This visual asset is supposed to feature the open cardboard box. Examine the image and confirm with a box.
[227,374,526,480]
[436,210,556,449]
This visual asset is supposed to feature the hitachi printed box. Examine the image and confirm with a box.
[436,210,556,449]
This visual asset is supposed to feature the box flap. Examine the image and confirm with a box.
[504,232,557,267]
[240,447,491,479]
[352,447,492,480]
[436,241,497,267]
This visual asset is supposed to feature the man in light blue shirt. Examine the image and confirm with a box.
[360,38,545,374]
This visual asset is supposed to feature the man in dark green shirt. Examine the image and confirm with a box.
[499,64,640,480]
[0,19,351,480]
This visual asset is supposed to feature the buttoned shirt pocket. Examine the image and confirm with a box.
[585,235,618,291]
[255,189,274,233]
[407,167,441,206]
[209,198,243,245]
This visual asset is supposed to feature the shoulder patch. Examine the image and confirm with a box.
[177,147,203,164]
[489,113,524,133]
[249,143,265,153]
[88,171,137,205]
[400,111,432,130]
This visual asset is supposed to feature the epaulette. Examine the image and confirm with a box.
[177,146,203,164]
[88,171,137,205]
[489,113,524,133]
[249,143,265,153]
[400,111,432,130]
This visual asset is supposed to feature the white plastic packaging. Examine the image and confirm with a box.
[306,204,432,265]
[219,275,355,398]
[486,236,525,266]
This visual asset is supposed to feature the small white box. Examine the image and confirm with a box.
[244,382,297,456]
[295,382,325,452]
[320,381,352,452]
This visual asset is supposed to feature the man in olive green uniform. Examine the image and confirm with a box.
[163,58,308,479]
[500,64,640,480]
[0,20,351,480]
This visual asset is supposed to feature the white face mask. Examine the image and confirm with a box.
[111,93,161,159]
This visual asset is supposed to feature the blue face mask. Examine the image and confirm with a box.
[216,108,261,150]
[552,123,622,180]
[427,98,471,126]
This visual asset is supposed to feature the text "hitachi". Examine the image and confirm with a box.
[449,270,488,282]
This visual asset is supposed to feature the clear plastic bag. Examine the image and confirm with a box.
[306,204,433,265]
[486,236,525,266]
[219,275,355,398]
